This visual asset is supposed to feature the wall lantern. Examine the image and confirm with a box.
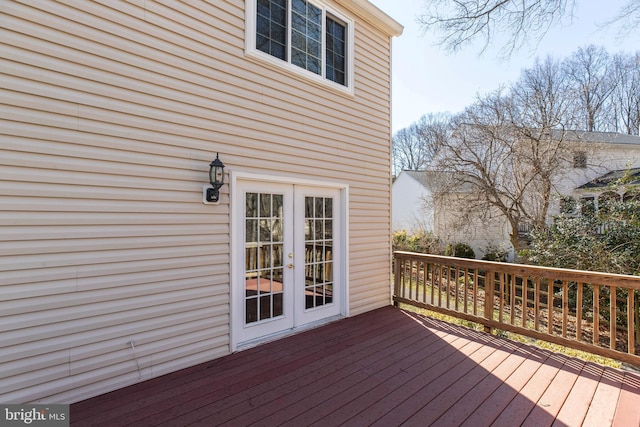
[205,153,225,203]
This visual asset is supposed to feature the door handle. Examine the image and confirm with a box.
[287,263,294,269]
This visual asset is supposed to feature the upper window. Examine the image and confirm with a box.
[573,151,587,169]
[249,0,353,91]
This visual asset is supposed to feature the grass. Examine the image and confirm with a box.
[398,302,623,369]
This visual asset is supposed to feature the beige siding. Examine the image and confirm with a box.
[0,0,396,403]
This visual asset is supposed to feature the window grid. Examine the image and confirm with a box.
[254,0,349,88]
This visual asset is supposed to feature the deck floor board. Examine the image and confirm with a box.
[70,306,640,427]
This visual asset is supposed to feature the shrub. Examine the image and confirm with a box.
[520,199,640,275]
[481,243,508,262]
[444,242,475,259]
[393,229,443,254]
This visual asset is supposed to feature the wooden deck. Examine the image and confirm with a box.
[70,306,640,426]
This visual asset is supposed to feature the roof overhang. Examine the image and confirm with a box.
[576,168,640,190]
[335,0,404,37]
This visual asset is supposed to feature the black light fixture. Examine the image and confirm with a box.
[206,153,225,203]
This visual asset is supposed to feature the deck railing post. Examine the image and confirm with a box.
[484,270,494,333]
[393,252,400,307]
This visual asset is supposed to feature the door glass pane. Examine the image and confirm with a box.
[273,293,283,317]
[246,192,258,217]
[245,192,285,324]
[304,196,334,309]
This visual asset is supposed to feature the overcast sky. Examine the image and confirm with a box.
[368,0,640,133]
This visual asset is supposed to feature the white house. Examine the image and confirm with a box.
[0,0,402,403]
[392,131,640,259]
[550,131,640,215]
[391,170,434,232]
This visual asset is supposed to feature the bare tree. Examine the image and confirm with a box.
[603,0,640,40]
[511,55,575,129]
[392,113,450,174]
[610,52,640,135]
[419,0,639,58]
[431,90,576,253]
[563,45,616,132]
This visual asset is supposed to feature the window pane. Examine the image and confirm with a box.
[292,30,306,54]
[273,293,283,317]
[257,17,270,38]
[325,198,333,218]
[325,220,333,239]
[305,219,314,240]
[259,295,272,320]
[260,193,272,217]
[315,219,323,240]
[292,48,306,69]
[326,16,347,86]
[272,3,286,25]
[271,41,285,60]
[246,297,258,323]
[307,56,320,74]
[315,197,324,217]
[272,243,284,267]
[246,192,258,217]
[256,0,286,60]
[257,0,270,18]
[308,22,321,42]
[290,0,321,75]
[273,194,283,217]
[292,0,306,15]
[246,219,258,242]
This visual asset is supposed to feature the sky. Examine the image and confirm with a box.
[368,0,640,133]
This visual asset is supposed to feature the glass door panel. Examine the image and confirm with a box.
[245,192,285,324]
[303,196,334,309]
[295,186,341,325]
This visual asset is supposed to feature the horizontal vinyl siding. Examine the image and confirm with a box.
[0,0,394,403]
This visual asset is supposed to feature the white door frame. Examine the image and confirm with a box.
[229,171,349,351]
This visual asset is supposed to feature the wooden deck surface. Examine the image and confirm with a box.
[70,306,640,426]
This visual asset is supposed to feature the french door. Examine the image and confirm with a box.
[233,179,343,346]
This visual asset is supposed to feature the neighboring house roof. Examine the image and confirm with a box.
[403,170,431,188]
[553,130,640,146]
[401,170,478,193]
[576,168,640,189]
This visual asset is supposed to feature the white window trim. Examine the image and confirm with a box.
[245,0,355,96]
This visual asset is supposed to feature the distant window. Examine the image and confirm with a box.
[249,0,353,91]
[580,197,595,216]
[623,190,639,203]
[559,196,577,215]
[598,192,620,217]
[573,151,587,169]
